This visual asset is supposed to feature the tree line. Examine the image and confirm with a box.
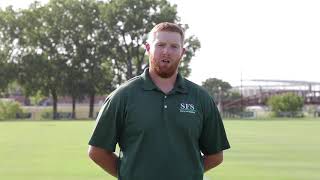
[201,78,304,117]
[0,0,201,119]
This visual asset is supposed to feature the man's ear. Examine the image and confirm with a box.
[181,47,186,57]
[145,43,150,52]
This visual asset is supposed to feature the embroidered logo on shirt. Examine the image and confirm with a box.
[179,103,196,114]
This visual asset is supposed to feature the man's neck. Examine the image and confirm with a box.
[149,69,178,94]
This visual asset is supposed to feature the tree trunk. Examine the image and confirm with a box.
[72,96,76,119]
[89,92,95,119]
[51,89,58,119]
[135,41,146,76]
[121,31,133,80]
[126,57,133,79]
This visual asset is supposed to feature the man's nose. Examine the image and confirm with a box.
[162,46,170,55]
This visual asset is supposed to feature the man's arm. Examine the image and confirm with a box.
[203,151,224,172]
[88,145,118,177]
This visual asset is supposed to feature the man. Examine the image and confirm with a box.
[88,22,230,180]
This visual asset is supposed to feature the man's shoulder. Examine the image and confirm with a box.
[184,78,218,113]
[108,76,142,99]
[184,78,211,98]
[119,76,142,89]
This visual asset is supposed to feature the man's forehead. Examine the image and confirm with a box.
[153,31,183,43]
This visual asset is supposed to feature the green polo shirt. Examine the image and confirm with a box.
[89,69,230,180]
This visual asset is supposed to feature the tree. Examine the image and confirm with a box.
[201,78,232,101]
[201,78,237,114]
[14,2,68,119]
[13,0,114,119]
[52,0,114,118]
[0,7,18,96]
[2,0,200,119]
[0,100,23,120]
[101,0,200,83]
[179,34,201,77]
[0,53,16,96]
[267,93,304,117]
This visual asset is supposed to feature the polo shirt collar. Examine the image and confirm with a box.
[140,68,188,94]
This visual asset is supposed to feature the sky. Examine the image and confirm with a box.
[1,0,320,86]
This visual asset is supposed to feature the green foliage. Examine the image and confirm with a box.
[201,78,232,99]
[201,78,244,113]
[102,0,200,81]
[41,111,73,119]
[29,91,46,105]
[179,35,201,77]
[267,93,304,117]
[0,8,18,94]
[0,0,200,118]
[0,62,16,94]
[0,100,23,120]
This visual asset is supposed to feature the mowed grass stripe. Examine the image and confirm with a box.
[0,119,320,180]
[0,121,111,180]
[212,119,320,180]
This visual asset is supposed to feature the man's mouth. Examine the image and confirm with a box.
[161,59,170,64]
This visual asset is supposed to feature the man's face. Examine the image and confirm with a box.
[146,31,185,78]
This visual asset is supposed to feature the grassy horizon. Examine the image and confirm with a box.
[0,118,319,180]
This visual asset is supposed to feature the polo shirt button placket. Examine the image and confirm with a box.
[163,95,168,124]
[164,95,167,109]
[163,95,169,126]
[164,95,168,109]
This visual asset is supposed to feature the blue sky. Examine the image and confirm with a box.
[1,0,320,86]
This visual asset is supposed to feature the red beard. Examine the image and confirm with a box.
[150,57,180,78]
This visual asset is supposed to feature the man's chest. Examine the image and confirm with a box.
[123,93,203,139]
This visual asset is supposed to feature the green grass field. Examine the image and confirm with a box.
[0,118,319,180]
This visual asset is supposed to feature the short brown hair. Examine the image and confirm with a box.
[147,22,185,44]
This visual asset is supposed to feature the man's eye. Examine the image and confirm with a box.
[157,44,165,47]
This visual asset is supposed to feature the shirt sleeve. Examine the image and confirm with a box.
[199,96,230,155]
[88,93,124,152]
